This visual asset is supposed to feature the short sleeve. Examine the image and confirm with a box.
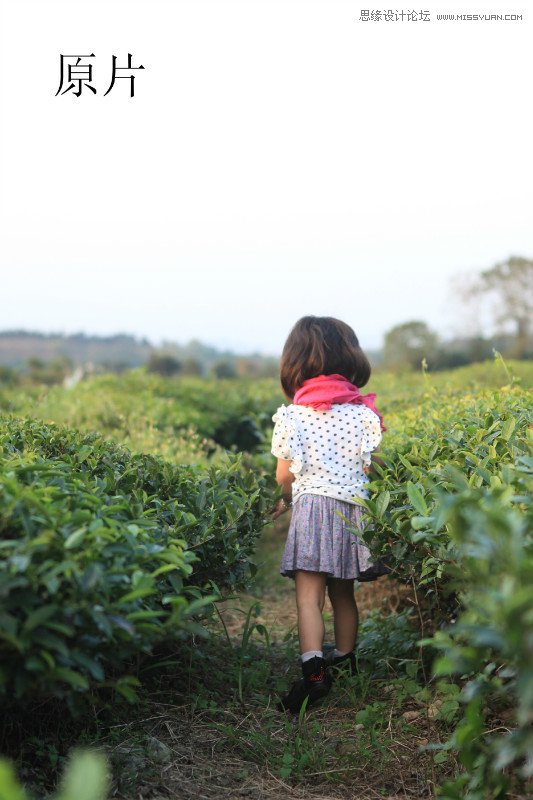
[271,405,303,473]
[360,407,382,469]
[271,406,292,460]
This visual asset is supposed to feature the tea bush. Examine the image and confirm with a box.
[362,384,531,597]
[0,749,109,800]
[0,416,272,704]
[361,374,533,796]
[426,443,533,798]
[0,372,283,464]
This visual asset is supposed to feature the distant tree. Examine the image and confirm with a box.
[0,365,17,385]
[27,356,45,371]
[50,355,74,377]
[235,358,261,378]
[431,349,471,370]
[467,256,533,357]
[257,357,281,378]
[383,321,439,370]
[433,336,494,369]
[147,353,182,377]
[212,360,237,379]
[25,355,73,385]
[181,357,203,376]
[463,336,494,363]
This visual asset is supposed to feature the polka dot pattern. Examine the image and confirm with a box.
[271,403,382,505]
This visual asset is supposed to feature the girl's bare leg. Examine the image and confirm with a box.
[294,570,327,653]
[327,578,358,653]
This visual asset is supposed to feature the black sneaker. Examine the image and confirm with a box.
[325,650,357,678]
[277,656,332,714]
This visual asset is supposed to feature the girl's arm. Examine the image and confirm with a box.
[364,450,385,479]
[271,458,295,519]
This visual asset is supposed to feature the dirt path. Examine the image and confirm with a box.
[126,517,434,800]
[103,515,451,800]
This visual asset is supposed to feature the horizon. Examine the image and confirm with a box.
[0,322,523,362]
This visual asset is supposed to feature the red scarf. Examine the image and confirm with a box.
[293,374,386,431]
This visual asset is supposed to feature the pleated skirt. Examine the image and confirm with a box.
[279,493,389,581]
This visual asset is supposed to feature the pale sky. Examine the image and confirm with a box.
[0,0,531,354]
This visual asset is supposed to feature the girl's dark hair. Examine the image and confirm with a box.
[280,316,371,399]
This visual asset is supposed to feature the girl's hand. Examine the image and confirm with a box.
[270,497,290,520]
[271,458,294,520]
[365,450,385,478]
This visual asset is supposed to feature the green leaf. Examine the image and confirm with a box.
[22,605,58,634]
[500,418,515,440]
[64,528,86,549]
[376,491,391,518]
[71,652,104,681]
[0,759,28,800]
[49,668,89,691]
[112,676,141,704]
[117,587,154,603]
[411,515,433,531]
[151,563,182,578]
[407,483,428,516]
[56,750,110,800]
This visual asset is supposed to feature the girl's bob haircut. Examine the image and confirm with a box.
[280,316,371,399]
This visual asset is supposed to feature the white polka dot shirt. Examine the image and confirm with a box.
[271,403,382,505]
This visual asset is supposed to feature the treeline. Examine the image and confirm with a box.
[380,321,532,372]
[382,256,533,371]
[0,333,280,384]
[0,331,152,370]
[1,326,531,388]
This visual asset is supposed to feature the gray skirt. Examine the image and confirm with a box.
[280,493,389,581]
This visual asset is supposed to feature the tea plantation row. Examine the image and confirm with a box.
[363,378,533,797]
[0,371,284,464]
[1,360,533,797]
[0,416,272,706]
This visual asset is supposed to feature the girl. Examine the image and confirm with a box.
[270,316,388,714]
